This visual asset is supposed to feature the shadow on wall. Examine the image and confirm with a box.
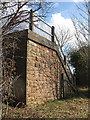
[3,30,27,107]
[12,31,27,105]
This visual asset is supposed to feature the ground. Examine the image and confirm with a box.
[2,87,89,119]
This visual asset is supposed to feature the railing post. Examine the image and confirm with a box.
[51,26,55,42]
[64,55,67,67]
[29,9,34,31]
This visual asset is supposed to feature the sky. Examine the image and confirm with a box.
[46,2,78,30]
[1,0,87,72]
[35,2,81,50]
[5,0,86,51]
[32,0,87,72]
[46,2,78,22]
[41,1,86,72]
[45,2,84,30]
[6,0,85,37]
[38,1,87,51]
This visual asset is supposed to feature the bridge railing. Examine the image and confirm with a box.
[29,9,54,41]
[29,9,73,82]
[54,33,74,81]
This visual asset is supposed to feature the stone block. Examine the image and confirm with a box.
[26,30,71,107]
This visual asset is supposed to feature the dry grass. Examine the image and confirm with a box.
[2,88,89,119]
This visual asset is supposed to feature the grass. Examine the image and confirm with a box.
[2,88,89,119]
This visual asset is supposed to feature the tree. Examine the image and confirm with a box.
[0,0,53,115]
[72,1,89,50]
[1,1,53,36]
[69,45,88,87]
[69,1,90,87]
[56,26,73,52]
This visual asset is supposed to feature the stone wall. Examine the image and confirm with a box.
[4,30,72,106]
[26,30,68,106]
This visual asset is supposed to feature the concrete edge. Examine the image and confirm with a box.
[28,29,59,53]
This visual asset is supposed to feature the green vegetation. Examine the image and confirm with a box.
[69,45,89,87]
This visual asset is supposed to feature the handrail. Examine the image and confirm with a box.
[29,9,74,83]
[67,63,73,77]
[34,14,52,28]
[54,33,73,81]
[38,17,52,28]
[54,33,78,93]
[29,9,54,41]
[54,34,64,60]
[34,24,52,37]
[29,9,78,93]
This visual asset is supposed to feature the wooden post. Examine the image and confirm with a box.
[51,26,55,42]
[60,73,65,99]
[60,73,63,99]
[64,55,67,66]
[29,9,34,31]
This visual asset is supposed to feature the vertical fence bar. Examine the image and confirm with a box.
[51,26,55,42]
[0,29,2,120]
[0,7,2,119]
[60,73,63,99]
[29,9,34,32]
[64,55,67,67]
